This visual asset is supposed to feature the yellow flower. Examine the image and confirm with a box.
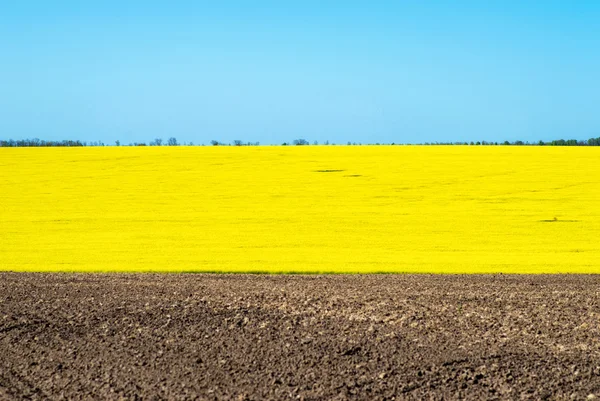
[1,145,598,273]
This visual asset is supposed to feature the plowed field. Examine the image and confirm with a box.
[2,273,600,400]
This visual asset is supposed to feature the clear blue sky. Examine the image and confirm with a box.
[2,1,599,145]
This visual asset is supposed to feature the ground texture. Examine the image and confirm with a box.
[1,274,600,400]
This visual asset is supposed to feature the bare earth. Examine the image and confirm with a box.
[1,274,600,400]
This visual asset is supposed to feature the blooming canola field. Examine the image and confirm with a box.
[1,146,599,274]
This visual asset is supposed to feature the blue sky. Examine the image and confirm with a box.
[1,1,599,144]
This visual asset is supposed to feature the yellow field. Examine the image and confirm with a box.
[1,146,599,273]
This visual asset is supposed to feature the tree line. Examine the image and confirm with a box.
[1,137,600,147]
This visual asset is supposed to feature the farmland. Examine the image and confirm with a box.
[2,146,600,273]
[3,146,600,399]
[2,273,600,399]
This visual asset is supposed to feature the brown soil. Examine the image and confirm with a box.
[1,273,600,400]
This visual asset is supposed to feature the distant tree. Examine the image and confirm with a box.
[4,135,600,147]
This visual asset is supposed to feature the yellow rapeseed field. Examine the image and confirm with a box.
[1,146,599,273]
